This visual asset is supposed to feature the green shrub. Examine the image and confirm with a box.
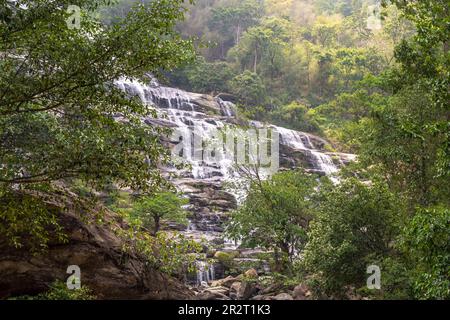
[10,280,95,300]
[302,178,401,297]
[400,206,450,300]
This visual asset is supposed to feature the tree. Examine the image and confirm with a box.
[382,0,449,183]
[186,58,235,94]
[359,0,449,207]
[302,178,401,297]
[131,192,189,236]
[400,206,450,299]
[209,0,262,47]
[359,86,449,207]
[0,0,194,245]
[311,20,338,47]
[269,101,320,133]
[228,17,291,78]
[228,70,266,107]
[0,0,194,188]
[226,170,318,272]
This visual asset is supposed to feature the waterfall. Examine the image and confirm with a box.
[274,126,339,176]
[116,77,351,284]
[196,260,215,286]
[218,100,235,117]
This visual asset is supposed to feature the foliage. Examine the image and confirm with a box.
[0,0,195,250]
[113,218,202,275]
[269,101,320,133]
[400,206,450,299]
[302,178,401,297]
[209,0,263,50]
[0,187,67,251]
[130,192,189,235]
[0,0,204,286]
[167,0,403,136]
[168,57,235,94]
[103,188,199,275]
[226,170,318,272]
[0,0,194,193]
[359,86,449,207]
[214,250,239,269]
[10,280,96,300]
[228,70,267,107]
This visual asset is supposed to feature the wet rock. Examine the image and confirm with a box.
[190,94,221,115]
[216,93,237,103]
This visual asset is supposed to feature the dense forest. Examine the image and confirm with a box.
[0,0,448,301]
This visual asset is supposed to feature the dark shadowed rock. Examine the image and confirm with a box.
[0,205,193,300]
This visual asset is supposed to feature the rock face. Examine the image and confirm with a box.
[0,202,192,300]
[116,78,356,285]
[117,79,354,238]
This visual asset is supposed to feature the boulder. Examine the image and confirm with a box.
[214,251,238,267]
[229,282,242,300]
[0,203,192,300]
[211,276,238,288]
[197,291,231,300]
[190,93,221,115]
[261,283,284,295]
[203,286,229,296]
[250,295,266,300]
[293,284,310,300]
[244,268,258,279]
[229,281,257,300]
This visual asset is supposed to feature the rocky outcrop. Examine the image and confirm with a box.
[172,178,236,234]
[196,269,311,301]
[0,199,193,300]
[117,78,221,115]
[117,78,356,287]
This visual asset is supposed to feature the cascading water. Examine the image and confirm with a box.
[116,77,351,284]
[273,126,339,176]
[196,261,215,286]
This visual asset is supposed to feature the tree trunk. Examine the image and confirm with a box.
[273,247,282,272]
[152,215,160,236]
[253,47,258,74]
[236,23,241,45]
